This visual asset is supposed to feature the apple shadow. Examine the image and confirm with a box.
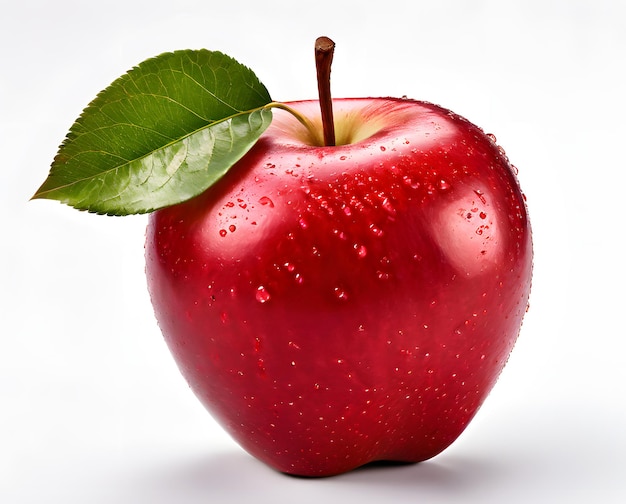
[121,447,514,503]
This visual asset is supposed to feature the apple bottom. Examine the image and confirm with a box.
[150,274,522,477]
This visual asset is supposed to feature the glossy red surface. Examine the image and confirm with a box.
[145,98,532,476]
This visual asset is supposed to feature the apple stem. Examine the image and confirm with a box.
[315,36,336,147]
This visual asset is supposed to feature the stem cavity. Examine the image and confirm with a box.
[315,36,336,147]
[266,102,319,142]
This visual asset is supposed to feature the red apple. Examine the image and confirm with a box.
[145,97,532,477]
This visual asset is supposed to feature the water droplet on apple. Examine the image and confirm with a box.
[299,217,309,229]
[486,133,497,143]
[255,286,271,303]
[355,244,367,258]
[473,189,487,205]
[219,229,227,237]
[369,223,384,237]
[380,196,395,215]
[438,179,451,191]
[259,196,274,207]
[257,358,266,376]
[340,155,347,161]
[228,224,236,233]
[333,287,349,301]
[403,176,420,189]
[380,146,387,152]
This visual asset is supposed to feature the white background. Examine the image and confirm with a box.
[2,0,625,502]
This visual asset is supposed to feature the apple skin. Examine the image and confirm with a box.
[145,98,532,477]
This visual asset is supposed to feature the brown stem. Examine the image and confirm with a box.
[315,36,336,147]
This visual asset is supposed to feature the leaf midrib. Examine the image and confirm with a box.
[36,106,268,197]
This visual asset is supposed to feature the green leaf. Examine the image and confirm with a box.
[32,50,273,215]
